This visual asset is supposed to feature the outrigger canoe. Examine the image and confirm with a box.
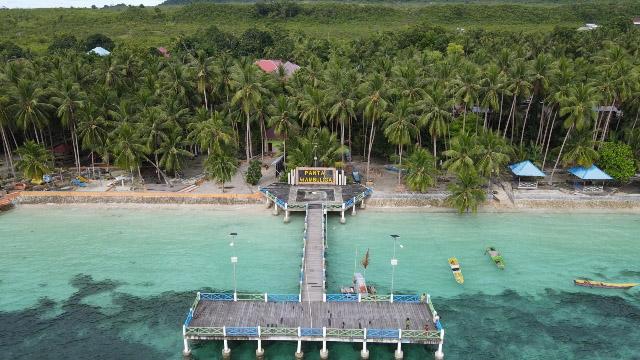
[485,247,505,270]
[448,257,464,284]
[574,279,638,289]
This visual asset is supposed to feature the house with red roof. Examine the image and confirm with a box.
[255,59,300,77]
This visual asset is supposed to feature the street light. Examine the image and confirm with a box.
[390,234,400,296]
[313,144,318,167]
[229,232,238,297]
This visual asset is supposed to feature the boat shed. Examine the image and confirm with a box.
[568,165,613,192]
[509,160,545,189]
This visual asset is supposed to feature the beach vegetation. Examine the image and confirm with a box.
[405,147,437,193]
[205,149,238,192]
[446,170,486,214]
[15,141,52,182]
[245,159,263,185]
[597,141,636,183]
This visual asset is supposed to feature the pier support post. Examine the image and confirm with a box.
[284,210,290,223]
[352,203,356,216]
[273,204,279,216]
[393,340,404,360]
[340,210,346,224]
[265,197,272,208]
[182,325,191,358]
[360,199,366,209]
[222,339,231,359]
[320,342,329,360]
[360,341,369,359]
[295,339,304,359]
[256,332,264,359]
[434,329,444,360]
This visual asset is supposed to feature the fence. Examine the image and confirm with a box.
[325,293,422,303]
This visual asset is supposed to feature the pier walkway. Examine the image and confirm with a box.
[182,187,445,359]
[301,204,326,302]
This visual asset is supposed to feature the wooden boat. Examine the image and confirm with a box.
[574,279,639,289]
[485,247,505,269]
[448,257,464,284]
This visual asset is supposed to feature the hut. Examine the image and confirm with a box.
[509,160,545,189]
[255,59,300,78]
[568,165,613,192]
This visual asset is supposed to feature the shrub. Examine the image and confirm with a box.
[245,160,262,185]
[597,142,636,183]
[84,33,114,52]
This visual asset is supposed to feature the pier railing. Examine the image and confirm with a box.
[324,293,422,303]
[185,325,441,342]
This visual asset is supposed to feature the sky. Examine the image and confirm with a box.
[0,0,163,8]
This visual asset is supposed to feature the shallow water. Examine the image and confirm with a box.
[1,206,639,359]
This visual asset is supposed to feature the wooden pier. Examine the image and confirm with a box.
[182,188,445,360]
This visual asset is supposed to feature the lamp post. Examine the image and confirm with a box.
[230,232,238,297]
[313,144,318,167]
[390,234,400,296]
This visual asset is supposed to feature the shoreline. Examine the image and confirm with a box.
[9,196,640,214]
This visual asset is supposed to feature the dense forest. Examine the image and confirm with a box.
[1,2,640,211]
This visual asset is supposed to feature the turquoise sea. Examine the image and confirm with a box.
[1,205,639,359]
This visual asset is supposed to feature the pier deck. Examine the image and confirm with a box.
[301,204,325,302]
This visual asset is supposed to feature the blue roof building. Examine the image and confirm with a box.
[509,160,545,189]
[568,165,612,192]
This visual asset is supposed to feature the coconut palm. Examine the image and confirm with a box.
[358,73,389,180]
[419,87,452,166]
[188,108,234,155]
[51,79,86,173]
[287,128,346,169]
[16,140,52,181]
[446,171,486,214]
[141,106,169,181]
[562,131,599,168]
[77,104,108,176]
[383,98,418,185]
[0,93,15,178]
[268,95,299,162]
[9,79,54,142]
[109,122,148,178]
[156,129,193,176]
[549,84,599,183]
[453,62,480,133]
[299,85,328,128]
[230,59,270,160]
[327,72,357,163]
[190,50,213,109]
[443,132,477,175]
[205,149,238,192]
[475,130,512,182]
[405,147,437,192]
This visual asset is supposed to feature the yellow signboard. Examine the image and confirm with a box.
[296,167,336,185]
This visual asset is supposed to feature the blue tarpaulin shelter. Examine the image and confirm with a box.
[509,160,545,189]
[88,47,111,56]
[568,165,612,192]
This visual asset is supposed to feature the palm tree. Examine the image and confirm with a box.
[188,109,234,155]
[453,62,480,133]
[503,60,531,141]
[446,171,486,214]
[419,87,452,166]
[562,131,599,168]
[405,147,437,192]
[358,73,389,181]
[475,130,512,185]
[230,59,270,160]
[327,73,357,163]
[109,122,147,178]
[480,64,505,130]
[205,149,238,192]
[549,84,599,183]
[77,104,108,177]
[0,93,16,178]
[156,129,193,176]
[286,128,347,169]
[9,79,54,143]
[51,79,86,173]
[16,140,52,181]
[141,106,169,181]
[299,85,328,128]
[268,95,299,163]
[383,98,417,185]
[190,50,212,110]
[443,132,477,175]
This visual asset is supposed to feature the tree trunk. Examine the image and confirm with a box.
[519,96,534,148]
[483,111,488,130]
[599,98,616,147]
[541,110,557,170]
[536,103,546,146]
[592,110,603,142]
[1,126,16,178]
[340,117,345,163]
[397,144,403,186]
[245,112,251,160]
[503,96,516,139]
[203,87,208,111]
[154,151,161,182]
[462,104,467,133]
[432,136,437,167]
[362,117,368,159]
[365,115,376,181]
[497,93,504,133]
[549,123,573,184]
[631,108,639,131]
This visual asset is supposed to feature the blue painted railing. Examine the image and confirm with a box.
[301,328,323,336]
[183,308,194,327]
[200,293,234,301]
[435,320,443,331]
[393,295,421,303]
[326,294,358,302]
[267,294,300,302]
[367,328,400,339]
[226,327,259,336]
